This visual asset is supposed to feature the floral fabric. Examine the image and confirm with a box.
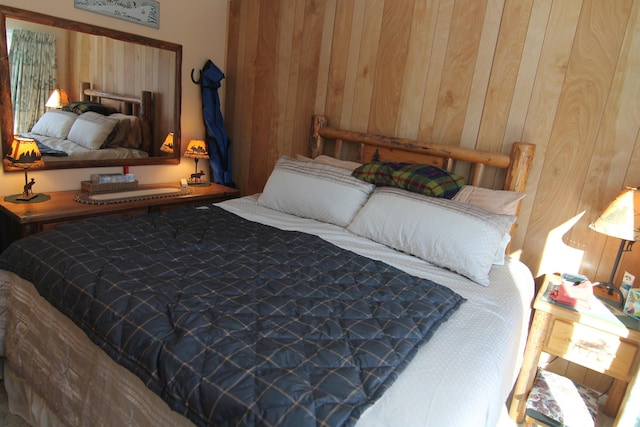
[525,369,599,427]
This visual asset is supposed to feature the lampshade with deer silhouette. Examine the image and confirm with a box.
[184,139,209,185]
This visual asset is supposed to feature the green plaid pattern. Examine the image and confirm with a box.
[352,162,464,198]
[0,206,464,427]
[62,101,118,115]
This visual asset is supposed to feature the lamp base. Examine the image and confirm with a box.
[15,192,38,201]
[4,193,50,204]
[593,282,625,308]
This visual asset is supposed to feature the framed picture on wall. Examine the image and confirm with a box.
[74,0,160,29]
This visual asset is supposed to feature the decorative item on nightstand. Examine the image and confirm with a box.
[184,139,210,186]
[4,136,45,201]
[589,187,640,306]
[45,88,69,109]
[160,132,174,154]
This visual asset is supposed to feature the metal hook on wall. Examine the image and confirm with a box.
[191,68,202,84]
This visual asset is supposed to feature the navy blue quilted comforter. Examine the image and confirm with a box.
[0,205,464,427]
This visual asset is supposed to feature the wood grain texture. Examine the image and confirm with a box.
[226,0,640,294]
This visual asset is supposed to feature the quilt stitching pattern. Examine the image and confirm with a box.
[0,206,465,427]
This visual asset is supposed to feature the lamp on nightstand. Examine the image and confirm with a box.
[5,136,45,201]
[45,89,69,109]
[184,139,209,185]
[589,187,640,305]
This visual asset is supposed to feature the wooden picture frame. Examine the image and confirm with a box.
[74,0,159,29]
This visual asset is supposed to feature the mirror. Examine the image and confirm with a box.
[0,5,182,171]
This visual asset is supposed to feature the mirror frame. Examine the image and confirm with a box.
[0,5,182,171]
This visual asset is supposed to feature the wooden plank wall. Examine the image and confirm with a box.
[225,0,640,290]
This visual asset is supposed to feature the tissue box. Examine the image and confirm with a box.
[624,289,640,320]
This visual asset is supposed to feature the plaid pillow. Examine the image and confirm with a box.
[352,162,464,198]
[63,101,117,116]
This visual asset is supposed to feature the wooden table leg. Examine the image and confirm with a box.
[509,310,551,423]
[603,379,626,418]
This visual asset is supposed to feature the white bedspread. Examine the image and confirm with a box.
[0,195,534,427]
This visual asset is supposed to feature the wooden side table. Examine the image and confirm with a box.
[0,182,240,251]
[509,274,640,426]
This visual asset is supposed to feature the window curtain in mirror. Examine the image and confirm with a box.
[9,29,58,134]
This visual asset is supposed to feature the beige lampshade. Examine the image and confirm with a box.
[7,136,44,169]
[589,187,640,242]
[45,89,69,108]
[160,132,174,153]
[184,139,209,159]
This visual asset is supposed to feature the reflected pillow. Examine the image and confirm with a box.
[63,101,118,116]
[104,113,142,149]
[30,110,78,139]
[347,187,516,286]
[258,156,375,227]
[352,162,464,198]
[67,112,119,150]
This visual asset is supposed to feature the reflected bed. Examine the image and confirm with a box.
[20,82,153,162]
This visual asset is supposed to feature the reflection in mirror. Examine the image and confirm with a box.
[0,5,182,171]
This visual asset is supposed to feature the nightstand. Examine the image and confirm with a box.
[509,274,640,426]
[0,182,240,252]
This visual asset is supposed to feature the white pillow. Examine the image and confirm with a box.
[258,156,375,227]
[295,154,362,170]
[30,110,78,138]
[67,112,119,150]
[347,187,516,286]
[453,185,525,216]
[453,185,525,264]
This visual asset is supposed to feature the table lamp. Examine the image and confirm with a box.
[589,187,640,305]
[160,132,174,154]
[6,136,45,201]
[184,139,209,185]
[45,89,69,109]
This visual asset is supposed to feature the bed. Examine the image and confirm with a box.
[0,115,536,427]
[19,82,153,162]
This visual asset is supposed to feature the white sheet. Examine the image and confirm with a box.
[220,195,535,426]
[1,195,534,427]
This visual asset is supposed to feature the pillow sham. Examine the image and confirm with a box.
[347,187,516,286]
[295,154,362,170]
[352,162,464,198]
[67,112,119,150]
[453,185,525,215]
[453,185,525,265]
[258,156,375,227]
[30,110,78,139]
[62,101,118,116]
[103,113,142,149]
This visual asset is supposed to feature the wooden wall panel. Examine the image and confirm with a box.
[368,0,412,136]
[225,0,640,289]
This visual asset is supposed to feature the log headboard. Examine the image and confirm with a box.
[81,82,154,155]
[309,115,535,194]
